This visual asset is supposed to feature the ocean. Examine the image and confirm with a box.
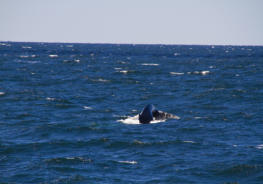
[0,42,263,183]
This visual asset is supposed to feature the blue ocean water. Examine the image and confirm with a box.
[0,42,263,183]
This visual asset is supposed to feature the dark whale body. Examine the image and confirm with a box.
[139,104,178,124]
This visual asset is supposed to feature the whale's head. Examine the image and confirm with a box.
[139,104,155,124]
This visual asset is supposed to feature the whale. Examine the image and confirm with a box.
[139,104,179,124]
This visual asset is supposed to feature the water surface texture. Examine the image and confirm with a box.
[1,42,263,183]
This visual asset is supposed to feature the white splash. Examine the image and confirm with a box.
[20,55,29,58]
[93,78,110,83]
[189,71,210,75]
[183,140,196,144]
[83,106,93,110]
[256,144,263,149]
[201,71,210,75]
[49,54,58,58]
[119,70,128,74]
[141,63,159,66]
[170,72,184,75]
[22,46,32,49]
[27,61,40,64]
[118,160,137,164]
[46,97,55,101]
[118,115,167,125]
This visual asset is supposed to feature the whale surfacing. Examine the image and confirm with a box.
[139,104,179,124]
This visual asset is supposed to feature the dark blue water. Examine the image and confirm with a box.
[1,42,263,183]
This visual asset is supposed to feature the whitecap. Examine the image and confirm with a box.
[118,160,137,164]
[174,53,180,56]
[22,46,32,49]
[256,144,263,149]
[141,63,159,66]
[83,106,93,110]
[119,70,128,74]
[170,72,184,75]
[0,43,11,46]
[189,71,210,75]
[74,59,80,63]
[46,97,55,101]
[49,54,58,58]
[183,140,195,144]
[65,157,75,160]
[201,71,210,75]
[0,92,5,96]
[20,55,29,58]
[93,78,110,83]
[27,61,40,64]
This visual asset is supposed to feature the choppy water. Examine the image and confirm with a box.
[0,42,263,183]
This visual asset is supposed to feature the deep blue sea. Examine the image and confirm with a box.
[1,42,263,183]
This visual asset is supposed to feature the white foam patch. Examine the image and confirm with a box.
[118,115,166,125]
[0,43,11,46]
[22,46,32,49]
[119,70,128,74]
[49,54,58,58]
[256,144,263,149]
[46,97,55,101]
[183,140,196,144]
[188,71,210,75]
[118,160,137,164]
[93,78,110,82]
[20,55,29,58]
[201,71,210,75]
[170,72,184,75]
[83,106,93,110]
[141,63,159,66]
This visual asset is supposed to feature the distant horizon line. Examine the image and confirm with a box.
[1,40,263,47]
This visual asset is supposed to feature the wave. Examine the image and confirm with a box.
[141,63,159,66]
